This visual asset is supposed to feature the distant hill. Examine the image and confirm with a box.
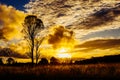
[0,48,27,58]
[75,54,120,64]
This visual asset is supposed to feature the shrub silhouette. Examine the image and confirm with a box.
[50,57,59,64]
[7,57,15,64]
[0,58,3,65]
[39,58,48,65]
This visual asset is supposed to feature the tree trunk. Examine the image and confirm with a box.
[36,52,38,64]
[36,51,37,64]
[31,39,34,64]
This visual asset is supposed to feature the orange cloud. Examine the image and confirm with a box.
[0,4,26,40]
[8,40,29,54]
[47,25,75,49]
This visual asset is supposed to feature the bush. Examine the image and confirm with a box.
[6,57,15,64]
[50,57,59,65]
[0,58,3,65]
[39,58,48,65]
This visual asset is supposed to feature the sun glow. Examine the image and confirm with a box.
[57,53,72,58]
[59,48,67,53]
[56,48,72,58]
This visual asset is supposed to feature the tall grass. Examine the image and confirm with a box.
[0,63,120,79]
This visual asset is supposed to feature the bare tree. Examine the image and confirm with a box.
[22,15,44,64]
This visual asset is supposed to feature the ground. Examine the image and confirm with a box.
[0,63,120,80]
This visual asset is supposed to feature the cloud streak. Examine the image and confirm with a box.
[75,39,120,51]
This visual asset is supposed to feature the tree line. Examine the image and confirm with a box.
[0,57,15,65]
[0,57,60,65]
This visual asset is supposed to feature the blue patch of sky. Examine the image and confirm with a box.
[0,0,30,11]
[81,28,120,40]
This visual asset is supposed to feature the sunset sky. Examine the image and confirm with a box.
[0,0,120,59]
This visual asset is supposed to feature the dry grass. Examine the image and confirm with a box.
[0,63,120,80]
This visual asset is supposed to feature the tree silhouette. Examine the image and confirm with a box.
[39,58,48,65]
[7,57,15,64]
[22,15,44,64]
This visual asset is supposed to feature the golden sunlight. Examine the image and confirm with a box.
[57,53,72,58]
[56,48,72,58]
[58,48,67,53]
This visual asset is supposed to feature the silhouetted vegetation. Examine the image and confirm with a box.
[0,55,119,79]
[50,57,59,64]
[75,54,120,64]
[0,58,3,65]
[38,58,48,65]
[0,63,120,79]
[7,57,15,65]
[22,15,44,64]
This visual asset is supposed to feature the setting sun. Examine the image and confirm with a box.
[58,48,67,53]
[57,53,72,58]
[56,48,72,58]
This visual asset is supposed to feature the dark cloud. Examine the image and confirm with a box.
[82,0,101,2]
[0,48,27,58]
[75,39,120,51]
[48,26,74,49]
[56,13,66,17]
[80,4,120,29]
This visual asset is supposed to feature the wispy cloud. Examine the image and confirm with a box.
[80,5,120,29]
[25,0,120,39]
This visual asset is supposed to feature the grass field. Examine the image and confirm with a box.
[0,63,120,80]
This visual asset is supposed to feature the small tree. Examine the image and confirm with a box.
[22,15,44,64]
